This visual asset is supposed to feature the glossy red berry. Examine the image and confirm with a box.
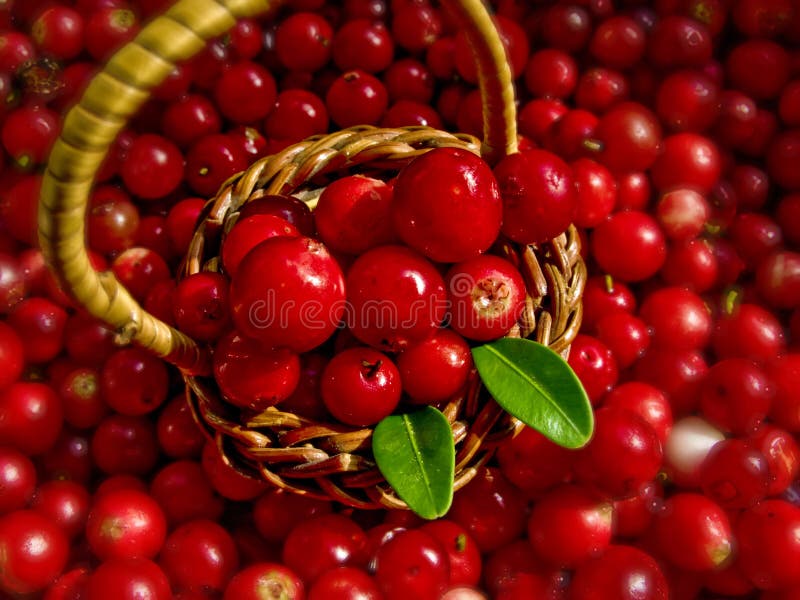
[568,545,668,600]
[0,382,63,456]
[230,236,346,353]
[320,347,401,426]
[527,484,613,568]
[30,479,90,541]
[282,513,367,584]
[374,529,450,600]
[445,255,526,342]
[712,303,786,363]
[8,297,67,364]
[85,557,171,600]
[420,519,481,588]
[149,460,223,525]
[91,414,159,476]
[736,500,800,590]
[85,488,167,560]
[274,11,333,72]
[494,149,575,245]
[101,347,169,416]
[574,406,663,497]
[213,61,277,124]
[253,488,332,544]
[698,438,770,509]
[222,562,304,600]
[397,329,472,405]
[0,510,69,594]
[392,147,502,263]
[595,312,650,370]
[213,331,300,411]
[0,321,24,388]
[650,133,722,195]
[0,447,36,514]
[591,211,667,282]
[591,102,662,172]
[120,134,183,200]
[185,133,249,197]
[638,287,711,352]
[159,519,239,593]
[326,70,388,127]
[496,426,574,497]
[346,245,446,352]
[172,272,231,341]
[314,175,396,255]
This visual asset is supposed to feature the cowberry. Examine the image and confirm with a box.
[698,438,770,509]
[392,147,501,263]
[213,61,276,124]
[568,545,668,600]
[120,134,183,200]
[0,510,69,594]
[230,236,346,353]
[736,500,800,590]
[397,329,471,405]
[0,447,36,514]
[496,426,573,497]
[326,70,388,127]
[494,149,575,245]
[591,211,667,282]
[222,563,304,600]
[0,382,63,456]
[274,11,333,72]
[374,529,450,600]
[85,557,171,600]
[320,347,401,426]
[149,460,223,525]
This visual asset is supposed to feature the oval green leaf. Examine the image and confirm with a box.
[373,407,455,520]
[472,338,593,449]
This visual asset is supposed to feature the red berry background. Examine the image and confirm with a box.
[1,0,800,598]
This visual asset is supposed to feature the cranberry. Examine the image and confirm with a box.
[149,460,223,525]
[171,271,231,341]
[0,31,35,73]
[282,513,367,583]
[661,238,719,293]
[594,312,650,370]
[91,415,159,476]
[85,557,171,600]
[85,488,166,560]
[40,430,92,484]
[573,406,663,498]
[213,331,300,411]
[392,147,501,262]
[524,49,577,99]
[238,194,315,238]
[698,438,770,509]
[729,212,784,269]
[638,287,711,352]
[185,133,249,197]
[213,61,276,124]
[9,297,67,364]
[517,98,568,144]
[751,424,800,495]
[120,134,183,200]
[654,188,710,242]
[0,447,36,514]
[0,510,69,594]
[230,236,346,353]
[391,2,441,53]
[589,15,646,70]
[384,59,434,104]
[736,500,800,590]
[265,88,329,144]
[30,480,90,540]
[326,70,388,127]
[0,253,26,314]
[320,347,401,426]
[59,366,108,429]
[420,520,481,587]
[161,94,221,149]
[0,321,23,388]
[591,102,662,173]
[308,566,381,600]
[727,39,790,101]
[83,7,138,61]
[712,302,786,362]
[374,529,449,600]
[222,563,304,600]
[568,545,668,600]
[446,467,527,554]
[253,488,332,544]
[396,329,471,405]
[634,348,708,417]
[332,19,393,74]
[483,539,562,599]
[571,158,616,229]
[655,70,719,133]
[496,426,573,497]
[159,519,239,593]
[581,275,636,332]
[346,245,446,351]
[445,255,526,343]
[87,185,140,255]
[527,484,613,568]
[574,67,630,114]
[274,11,333,72]
[646,15,712,70]
[602,382,672,446]
[101,347,169,416]
[156,395,205,458]
[543,108,598,161]
[0,382,63,456]
[1,105,59,169]
[314,175,396,255]
[591,211,666,282]
[31,6,84,60]
[567,334,619,404]
[613,481,663,540]
[111,247,172,303]
[767,354,800,432]
[650,493,733,572]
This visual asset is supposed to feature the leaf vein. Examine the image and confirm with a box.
[400,413,436,508]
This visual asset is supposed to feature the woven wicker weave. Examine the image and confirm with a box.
[39,0,587,509]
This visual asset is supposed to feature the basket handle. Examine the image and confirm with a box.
[38,0,518,375]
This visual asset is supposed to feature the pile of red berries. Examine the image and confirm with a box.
[1,0,800,598]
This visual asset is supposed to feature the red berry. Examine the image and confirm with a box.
[0,447,36,514]
[397,329,472,405]
[392,147,502,263]
[326,70,388,128]
[445,255,526,342]
[568,545,668,600]
[591,211,666,282]
[85,488,166,560]
[374,529,450,600]
[120,134,183,200]
[0,382,62,456]
[0,510,69,594]
[230,236,346,353]
[85,557,171,600]
[736,500,800,590]
[222,563,304,600]
[214,61,277,124]
[494,149,575,245]
[320,347,401,426]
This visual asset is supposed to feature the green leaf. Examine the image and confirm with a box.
[373,407,455,520]
[472,338,593,449]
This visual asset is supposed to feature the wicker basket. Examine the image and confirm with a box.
[39,0,586,510]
